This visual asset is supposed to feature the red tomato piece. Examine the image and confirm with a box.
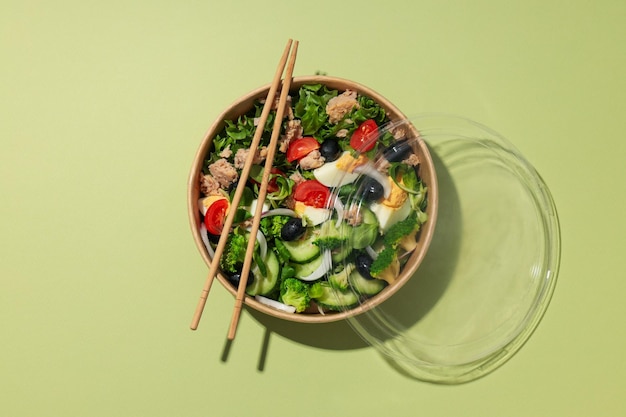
[293,179,330,208]
[266,168,284,193]
[204,198,229,235]
[249,167,284,193]
[286,137,320,162]
[350,119,379,152]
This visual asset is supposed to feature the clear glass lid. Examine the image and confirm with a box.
[328,114,560,383]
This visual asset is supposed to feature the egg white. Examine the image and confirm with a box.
[313,151,360,187]
[198,195,228,216]
[294,202,331,226]
[370,198,412,232]
[250,198,270,215]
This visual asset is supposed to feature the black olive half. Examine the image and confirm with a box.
[382,139,412,163]
[359,178,385,203]
[226,265,255,288]
[207,231,221,244]
[319,139,341,162]
[281,217,306,241]
[355,253,375,280]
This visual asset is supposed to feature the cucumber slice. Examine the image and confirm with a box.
[317,220,352,242]
[313,283,359,311]
[328,264,354,290]
[361,206,379,226]
[281,230,320,263]
[331,244,351,263]
[292,255,323,279]
[314,221,352,262]
[348,268,387,296]
[246,250,280,296]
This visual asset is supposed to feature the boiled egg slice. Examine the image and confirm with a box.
[293,201,331,226]
[198,195,228,216]
[250,198,270,215]
[370,197,412,232]
[313,151,367,187]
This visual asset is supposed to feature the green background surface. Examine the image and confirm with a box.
[2,1,625,416]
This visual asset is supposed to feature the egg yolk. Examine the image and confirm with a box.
[335,152,368,172]
[381,178,408,208]
[201,195,228,210]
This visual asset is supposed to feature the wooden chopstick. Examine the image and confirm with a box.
[190,39,294,331]
[227,40,299,340]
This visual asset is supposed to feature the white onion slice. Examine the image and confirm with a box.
[354,161,391,199]
[244,226,268,259]
[299,250,333,281]
[365,245,379,261]
[251,228,267,259]
[199,224,216,258]
[332,196,344,228]
[261,208,298,218]
[316,304,326,315]
[256,229,267,259]
[255,295,297,313]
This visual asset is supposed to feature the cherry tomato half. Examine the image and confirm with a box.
[286,137,320,162]
[204,198,229,235]
[350,119,379,152]
[293,179,330,208]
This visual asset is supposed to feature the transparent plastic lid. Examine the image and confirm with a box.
[325,114,560,383]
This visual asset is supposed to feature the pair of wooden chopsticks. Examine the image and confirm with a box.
[190,39,299,340]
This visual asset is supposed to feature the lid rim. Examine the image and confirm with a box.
[331,115,560,383]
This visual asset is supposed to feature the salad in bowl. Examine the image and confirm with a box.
[188,76,438,323]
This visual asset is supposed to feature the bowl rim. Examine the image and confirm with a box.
[187,75,439,323]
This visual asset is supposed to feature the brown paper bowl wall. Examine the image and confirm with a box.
[188,75,438,323]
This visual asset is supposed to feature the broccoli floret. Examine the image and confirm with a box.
[259,215,291,240]
[314,236,344,251]
[279,278,311,313]
[370,245,397,277]
[383,212,420,246]
[309,282,324,299]
[370,213,421,277]
[220,232,247,274]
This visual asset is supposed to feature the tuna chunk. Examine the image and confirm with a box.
[344,205,363,226]
[402,153,420,166]
[234,147,268,169]
[325,90,359,124]
[208,158,238,188]
[199,174,221,196]
[289,171,306,186]
[279,119,303,153]
[298,149,325,170]
[219,145,233,159]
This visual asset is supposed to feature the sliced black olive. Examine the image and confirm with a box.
[382,139,412,163]
[227,181,239,193]
[280,217,306,241]
[207,231,221,244]
[355,253,375,280]
[226,269,255,288]
[226,272,241,287]
[360,178,384,202]
[319,139,341,162]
